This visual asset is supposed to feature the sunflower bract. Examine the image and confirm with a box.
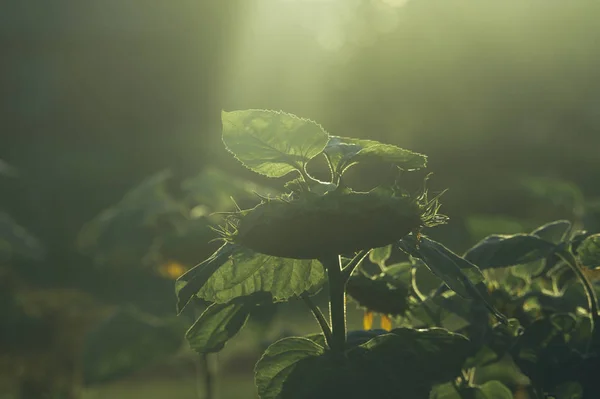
[227,191,426,259]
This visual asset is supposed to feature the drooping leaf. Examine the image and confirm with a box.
[323,135,427,179]
[221,109,329,178]
[464,234,557,270]
[195,246,326,304]
[577,234,600,268]
[185,301,252,354]
[254,337,325,399]
[408,292,476,330]
[400,236,485,298]
[353,144,428,169]
[399,235,507,323]
[175,243,238,313]
[531,220,572,245]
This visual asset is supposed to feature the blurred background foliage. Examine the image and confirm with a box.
[1,0,600,398]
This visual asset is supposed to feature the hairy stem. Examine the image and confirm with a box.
[302,294,334,349]
[322,255,346,358]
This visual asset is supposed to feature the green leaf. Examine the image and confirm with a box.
[349,327,471,385]
[478,381,514,399]
[175,243,238,313]
[429,382,462,399]
[323,135,427,179]
[196,246,326,304]
[400,236,484,298]
[369,245,392,267]
[256,328,470,399]
[531,220,571,244]
[430,381,513,399]
[254,337,325,399]
[185,302,252,354]
[221,109,329,178]
[464,234,557,270]
[577,233,600,268]
[399,235,507,323]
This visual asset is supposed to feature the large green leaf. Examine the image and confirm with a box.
[350,327,471,384]
[175,243,238,313]
[185,301,252,354]
[196,246,326,304]
[464,234,557,270]
[323,135,427,179]
[221,109,329,178]
[531,220,571,244]
[399,235,506,323]
[254,337,325,399]
[577,233,600,268]
[256,328,470,399]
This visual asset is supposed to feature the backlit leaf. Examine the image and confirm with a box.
[323,135,427,179]
[254,337,325,399]
[175,243,238,313]
[399,235,506,323]
[464,234,557,270]
[369,244,392,267]
[222,109,329,178]
[577,233,600,268]
[531,220,571,245]
[195,246,326,304]
[185,301,252,354]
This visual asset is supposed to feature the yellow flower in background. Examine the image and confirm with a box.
[380,314,393,331]
[158,260,187,280]
[363,310,374,330]
[362,310,393,331]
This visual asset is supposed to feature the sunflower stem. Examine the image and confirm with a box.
[323,255,346,360]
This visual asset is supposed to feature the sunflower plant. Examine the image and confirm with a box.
[175,109,510,398]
